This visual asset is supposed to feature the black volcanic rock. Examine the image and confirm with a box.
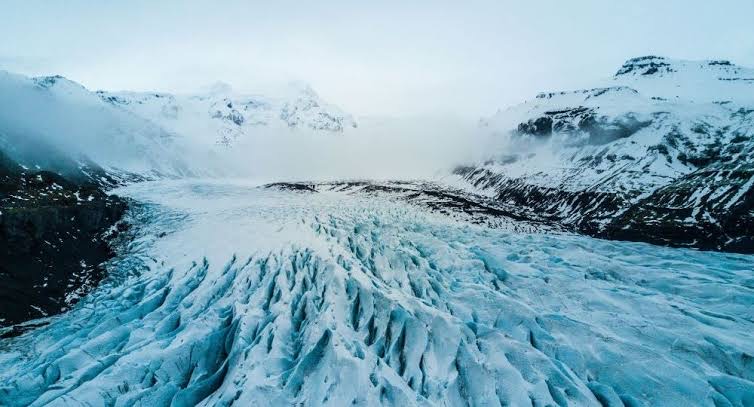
[517,116,553,138]
[601,161,754,252]
[264,182,318,193]
[516,106,652,145]
[0,150,127,327]
[615,56,675,76]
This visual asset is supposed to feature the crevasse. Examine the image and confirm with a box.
[1,180,752,406]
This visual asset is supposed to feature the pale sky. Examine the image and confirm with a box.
[2,0,753,118]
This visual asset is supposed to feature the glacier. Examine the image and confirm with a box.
[1,180,752,406]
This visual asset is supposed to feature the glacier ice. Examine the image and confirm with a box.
[1,180,753,406]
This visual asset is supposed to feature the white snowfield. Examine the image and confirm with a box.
[1,180,752,406]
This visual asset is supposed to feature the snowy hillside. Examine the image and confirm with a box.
[0,70,356,181]
[0,71,193,180]
[454,57,754,252]
[97,82,357,147]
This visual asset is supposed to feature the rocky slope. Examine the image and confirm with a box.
[0,148,126,329]
[452,56,754,253]
[0,71,173,328]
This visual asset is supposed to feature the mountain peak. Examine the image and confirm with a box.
[608,56,754,103]
[31,74,90,94]
[614,55,751,79]
[615,55,675,76]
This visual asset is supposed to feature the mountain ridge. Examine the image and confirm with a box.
[96,81,357,147]
[453,56,754,252]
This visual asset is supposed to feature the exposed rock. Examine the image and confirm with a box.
[602,165,754,252]
[265,182,318,193]
[615,55,676,76]
[517,116,553,138]
[0,150,127,327]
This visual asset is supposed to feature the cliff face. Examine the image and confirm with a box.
[0,152,127,328]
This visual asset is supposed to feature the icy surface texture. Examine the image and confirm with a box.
[1,180,752,406]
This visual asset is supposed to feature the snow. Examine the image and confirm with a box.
[0,70,193,177]
[1,180,752,406]
[614,57,754,105]
[96,82,357,148]
[452,56,754,237]
[0,71,357,182]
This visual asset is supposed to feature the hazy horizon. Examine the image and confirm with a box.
[3,0,754,119]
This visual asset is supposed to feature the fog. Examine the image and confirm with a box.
[0,69,498,181]
[4,0,753,182]
[3,1,754,118]
[0,71,193,176]
[214,116,494,181]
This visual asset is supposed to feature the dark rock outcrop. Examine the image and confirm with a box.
[615,56,675,76]
[453,166,627,233]
[516,106,652,145]
[601,166,754,252]
[0,150,127,327]
[265,182,318,193]
[453,163,754,254]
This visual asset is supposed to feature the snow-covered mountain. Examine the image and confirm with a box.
[452,56,754,252]
[0,71,193,181]
[1,70,356,181]
[97,82,357,147]
[0,69,360,327]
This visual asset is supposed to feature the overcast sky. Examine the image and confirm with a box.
[2,0,753,118]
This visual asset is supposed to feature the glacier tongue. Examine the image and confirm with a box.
[1,180,753,406]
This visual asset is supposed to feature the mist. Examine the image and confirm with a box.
[216,115,492,182]
[0,71,196,176]
[3,0,753,182]
[4,1,754,118]
[0,68,499,182]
